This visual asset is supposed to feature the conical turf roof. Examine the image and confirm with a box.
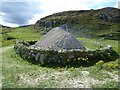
[34,27,86,51]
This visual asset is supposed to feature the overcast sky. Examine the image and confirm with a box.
[0,0,119,27]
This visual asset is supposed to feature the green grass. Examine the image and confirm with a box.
[1,26,42,47]
[79,38,102,50]
[7,27,41,41]
[79,38,119,53]
[92,81,119,88]
[79,38,119,54]
[0,34,2,47]
[1,47,119,88]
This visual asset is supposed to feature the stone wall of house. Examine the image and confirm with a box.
[14,43,119,66]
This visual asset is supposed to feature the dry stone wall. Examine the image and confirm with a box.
[14,43,119,67]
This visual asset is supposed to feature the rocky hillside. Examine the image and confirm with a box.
[35,7,120,39]
[0,24,11,28]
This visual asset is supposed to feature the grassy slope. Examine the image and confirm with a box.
[71,16,119,38]
[1,26,42,47]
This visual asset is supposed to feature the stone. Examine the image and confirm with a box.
[81,71,90,76]
[34,27,86,51]
[35,53,41,61]
[40,54,45,64]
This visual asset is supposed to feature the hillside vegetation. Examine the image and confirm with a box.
[35,7,120,39]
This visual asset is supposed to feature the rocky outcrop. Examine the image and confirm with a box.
[35,18,67,29]
[35,7,120,30]
[95,7,120,22]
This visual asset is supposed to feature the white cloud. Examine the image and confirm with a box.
[0,19,19,27]
[28,14,41,24]
[114,3,118,8]
[117,1,120,9]
[28,0,91,25]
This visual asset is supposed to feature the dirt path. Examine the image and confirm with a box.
[18,70,118,88]
[0,46,14,89]
[0,46,14,54]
